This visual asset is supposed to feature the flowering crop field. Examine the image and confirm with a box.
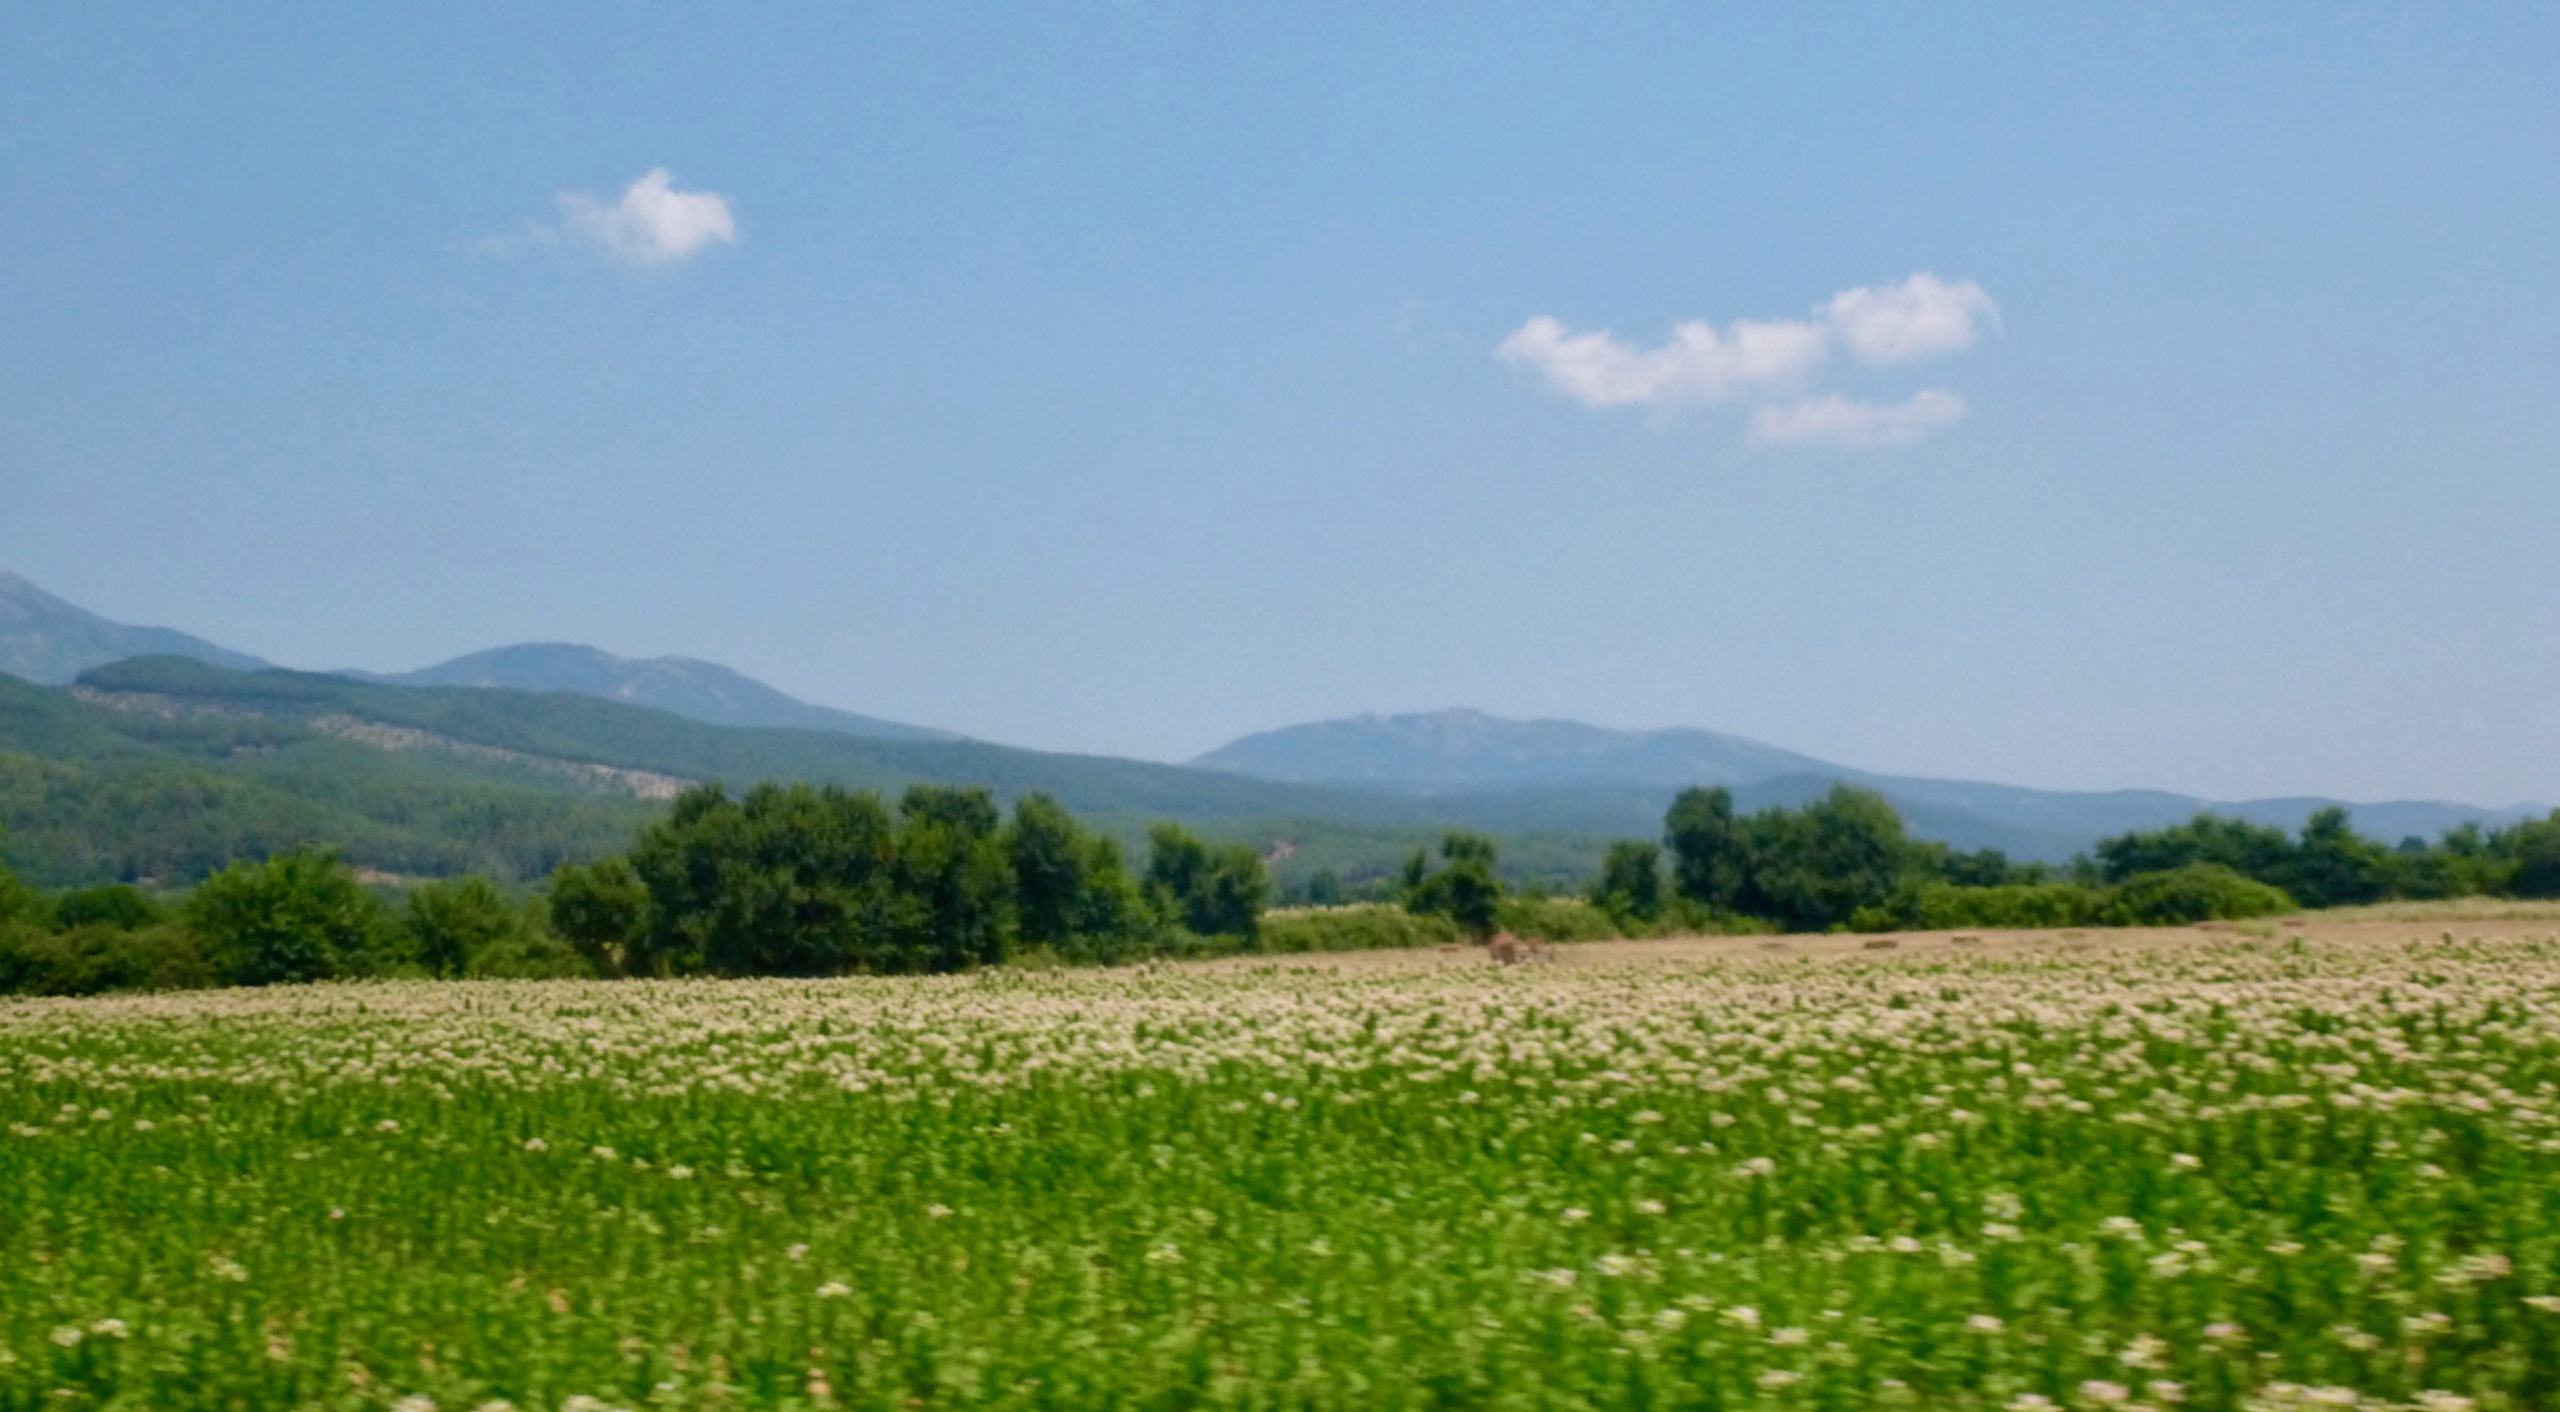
[6,932,2560,1411]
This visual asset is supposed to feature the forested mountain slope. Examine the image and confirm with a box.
[360,643,955,743]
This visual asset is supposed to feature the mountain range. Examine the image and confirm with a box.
[1192,710,2542,851]
[0,572,272,684]
[0,569,2540,881]
[350,644,955,743]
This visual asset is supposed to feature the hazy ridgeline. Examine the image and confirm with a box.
[5,777,2558,997]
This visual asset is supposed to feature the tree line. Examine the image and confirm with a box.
[1573,785,2560,934]
[0,783,1270,994]
[8,775,2558,996]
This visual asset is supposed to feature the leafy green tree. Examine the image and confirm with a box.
[894,786,1014,971]
[1303,869,1345,907]
[2093,814,2295,885]
[547,856,651,976]
[2285,807,2392,909]
[403,875,524,978]
[1145,824,1269,940]
[1737,785,1915,932]
[50,884,164,932]
[1404,830,1504,939]
[1664,787,1747,911]
[639,782,908,977]
[1005,793,1089,949]
[2508,811,2560,899]
[1063,835,1156,963]
[1591,840,1663,923]
[185,848,387,986]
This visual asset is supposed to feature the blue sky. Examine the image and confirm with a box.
[5,4,2556,803]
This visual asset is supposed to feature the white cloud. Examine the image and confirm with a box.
[558,169,738,266]
[1495,314,1829,408]
[1496,273,1994,448]
[1822,273,1997,364]
[1749,390,1967,448]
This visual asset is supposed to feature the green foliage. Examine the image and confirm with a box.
[2508,811,2560,899]
[2090,862,2296,925]
[1589,839,1663,922]
[893,785,1015,973]
[1663,787,1746,911]
[545,856,650,977]
[2091,807,2550,909]
[1666,784,1914,932]
[544,783,1201,980]
[12,941,2560,1405]
[1851,864,2295,932]
[1851,880,2101,933]
[0,852,36,932]
[1399,829,1504,939]
[1144,823,1268,941]
[48,883,164,932]
[2093,812,2297,886]
[402,875,528,978]
[1493,894,1621,942]
[183,848,389,986]
[1259,903,1461,953]
[0,922,212,996]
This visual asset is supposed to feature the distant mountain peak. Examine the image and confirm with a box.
[1191,708,1833,791]
[1192,707,2542,861]
[0,570,270,685]
[376,642,959,744]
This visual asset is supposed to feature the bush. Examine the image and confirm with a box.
[185,848,390,986]
[0,922,213,996]
[1849,865,2295,933]
[1495,895,1621,942]
[1259,905,1461,954]
[1851,882,2103,932]
[2093,863,2294,926]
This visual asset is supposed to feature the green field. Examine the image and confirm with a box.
[6,933,2559,1409]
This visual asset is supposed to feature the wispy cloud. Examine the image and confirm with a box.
[557,169,738,266]
[1497,273,1996,448]
[1750,391,1967,448]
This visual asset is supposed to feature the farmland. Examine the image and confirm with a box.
[6,921,2560,1410]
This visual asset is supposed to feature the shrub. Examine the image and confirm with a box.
[2093,863,2294,926]
[1495,895,1621,943]
[1259,904,1461,954]
[1851,882,2103,933]
[0,922,214,996]
[185,848,389,986]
